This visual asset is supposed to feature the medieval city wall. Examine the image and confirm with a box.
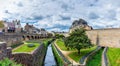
[86,28,120,48]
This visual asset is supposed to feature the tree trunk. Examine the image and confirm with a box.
[67,47,69,50]
[78,49,80,54]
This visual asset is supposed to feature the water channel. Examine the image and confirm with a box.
[44,44,56,66]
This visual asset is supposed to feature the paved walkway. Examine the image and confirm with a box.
[54,40,80,65]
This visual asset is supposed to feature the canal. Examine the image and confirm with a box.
[44,44,56,66]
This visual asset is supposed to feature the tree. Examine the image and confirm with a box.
[0,21,4,28]
[64,28,92,54]
[55,34,65,39]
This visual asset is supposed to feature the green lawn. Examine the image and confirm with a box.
[13,39,52,53]
[68,46,96,63]
[56,39,67,51]
[107,48,120,66]
[56,39,75,51]
[86,48,103,66]
[13,42,40,53]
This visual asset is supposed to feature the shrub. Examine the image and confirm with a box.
[11,42,23,48]
[27,44,35,47]
[0,58,22,66]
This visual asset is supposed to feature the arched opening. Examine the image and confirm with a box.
[22,36,25,40]
[31,36,34,39]
[27,36,30,40]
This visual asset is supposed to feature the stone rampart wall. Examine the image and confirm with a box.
[86,29,120,48]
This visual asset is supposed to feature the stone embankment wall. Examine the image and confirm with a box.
[12,44,46,66]
[86,28,120,48]
[0,42,12,60]
[0,33,23,47]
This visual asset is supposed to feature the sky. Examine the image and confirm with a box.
[0,0,120,32]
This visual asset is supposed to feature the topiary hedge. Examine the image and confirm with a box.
[11,42,23,49]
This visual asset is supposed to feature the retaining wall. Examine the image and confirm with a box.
[0,42,12,60]
[12,44,46,66]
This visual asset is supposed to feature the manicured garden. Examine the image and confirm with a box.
[55,38,96,63]
[13,38,52,53]
[68,46,96,63]
[86,48,103,66]
[13,42,40,52]
[107,48,120,66]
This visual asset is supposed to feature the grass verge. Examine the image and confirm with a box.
[86,48,103,66]
[56,39,75,51]
[107,48,120,66]
[51,44,64,66]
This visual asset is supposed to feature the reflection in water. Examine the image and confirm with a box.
[44,44,56,66]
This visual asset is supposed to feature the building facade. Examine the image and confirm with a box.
[0,20,22,33]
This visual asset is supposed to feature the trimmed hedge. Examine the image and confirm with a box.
[11,42,23,49]
[51,43,64,66]
[27,44,35,47]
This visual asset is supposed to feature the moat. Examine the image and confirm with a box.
[44,44,56,66]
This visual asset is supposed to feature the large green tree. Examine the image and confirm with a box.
[55,34,65,39]
[64,28,92,54]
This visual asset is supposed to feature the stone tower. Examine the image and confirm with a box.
[13,19,22,33]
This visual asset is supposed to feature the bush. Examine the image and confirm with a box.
[0,58,22,66]
[27,44,35,47]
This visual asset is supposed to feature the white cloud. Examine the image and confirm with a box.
[0,0,120,31]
